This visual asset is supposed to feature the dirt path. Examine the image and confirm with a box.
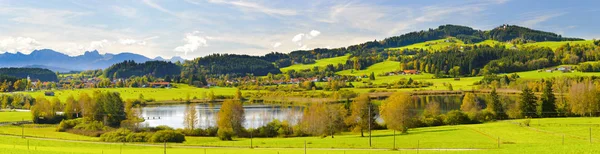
[0,134,482,151]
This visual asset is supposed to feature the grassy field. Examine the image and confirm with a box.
[337,61,402,76]
[522,40,593,51]
[386,38,465,52]
[280,55,350,73]
[0,111,31,122]
[2,117,600,153]
[19,84,238,103]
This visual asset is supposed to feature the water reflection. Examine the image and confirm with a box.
[141,95,518,129]
[141,104,303,129]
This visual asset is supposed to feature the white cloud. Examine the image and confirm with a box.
[290,30,322,48]
[204,0,297,16]
[174,31,210,55]
[87,40,111,51]
[0,37,41,53]
[309,30,321,37]
[291,33,305,44]
[272,42,282,49]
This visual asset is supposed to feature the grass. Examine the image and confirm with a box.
[386,38,465,52]
[19,84,238,103]
[337,61,402,76]
[521,40,593,51]
[0,111,31,122]
[280,55,350,73]
[3,117,600,153]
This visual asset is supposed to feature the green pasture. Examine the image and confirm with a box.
[0,111,31,122]
[280,55,350,73]
[386,38,465,51]
[3,117,600,153]
[19,84,238,103]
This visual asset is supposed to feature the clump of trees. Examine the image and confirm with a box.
[217,100,245,140]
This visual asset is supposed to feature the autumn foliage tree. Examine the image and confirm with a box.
[345,94,376,137]
[380,92,416,133]
[217,100,245,140]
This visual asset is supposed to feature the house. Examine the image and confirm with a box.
[44,91,55,96]
[149,82,171,88]
[557,66,572,73]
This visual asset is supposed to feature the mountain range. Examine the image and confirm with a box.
[0,49,184,72]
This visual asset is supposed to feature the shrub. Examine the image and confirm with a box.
[74,121,107,131]
[149,130,186,143]
[521,119,531,127]
[419,116,444,127]
[100,128,131,142]
[443,110,471,125]
[56,119,83,132]
[154,125,174,131]
[126,132,153,142]
[217,127,234,141]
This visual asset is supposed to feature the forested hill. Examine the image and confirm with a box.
[273,24,584,68]
[104,60,181,79]
[183,54,281,77]
[0,68,58,82]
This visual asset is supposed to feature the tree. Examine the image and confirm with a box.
[380,92,415,133]
[568,81,599,116]
[78,93,94,121]
[326,103,347,138]
[208,90,216,102]
[461,93,480,113]
[234,88,243,101]
[94,92,126,127]
[183,103,199,130]
[299,103,347,137]
[345,94,376,137]
[369,72,375,80]
[486,88,506,119]
[64,95,76,119]
[449,66,461,78]
[11,94,23,109]
[519,87,538,118]
[217,100,245,140]
[539,80,557,117]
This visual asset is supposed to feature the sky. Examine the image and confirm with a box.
[0,0,599,59]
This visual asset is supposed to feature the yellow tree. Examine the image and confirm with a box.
[183,103,199,131]
[380,92,415,133]
[217,100,245,140]
[345,94,376,137]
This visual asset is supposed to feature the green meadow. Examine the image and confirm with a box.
[2,117,600,153]
[0,111,31,122]
[385,38,465,51]
[280,55,350,73]
[19,84,238,103]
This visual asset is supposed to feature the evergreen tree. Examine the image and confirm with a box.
[487,88,506,119]
[540,80,557,117]
[369,72,375,80]
[519,87,538,118]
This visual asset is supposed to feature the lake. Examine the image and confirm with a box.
[141,104,304,129]
[140,94,518,129]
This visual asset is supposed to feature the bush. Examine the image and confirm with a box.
[56,119,83,132]
[126,132,153,142]
[100,128,131,142]
[154,125,174,131]
[419,116,444,127]
[443,110,471,125]
[217,127,234,141]
[149,130,186,143]
[74,121,106,131]
[521,119,531,127]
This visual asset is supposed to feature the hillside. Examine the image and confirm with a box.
[280,55,350,72]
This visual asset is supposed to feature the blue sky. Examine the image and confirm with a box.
[0,0,598,59]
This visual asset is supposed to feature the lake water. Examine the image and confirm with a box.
[140,95,518,129]
[141,104,304,129]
